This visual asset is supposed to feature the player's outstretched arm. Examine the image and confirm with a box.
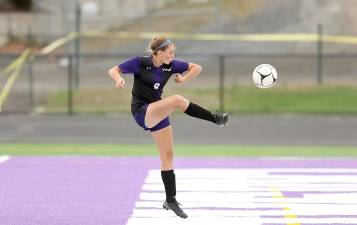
[108,66,125,88]
[174,63,202,84]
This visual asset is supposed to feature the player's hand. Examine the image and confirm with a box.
[115,77,125,88]
[174,74,185,84]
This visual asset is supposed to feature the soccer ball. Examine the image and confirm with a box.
[252,64,278,89]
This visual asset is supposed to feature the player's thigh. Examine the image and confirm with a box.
[151,125,174,162]
[145,96,179,128]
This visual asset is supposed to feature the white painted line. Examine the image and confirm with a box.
[127,168,357,225]
[127,216,357,225]
[135,200,357,210]
[139,192,357,203]
[132,208,357,217]
[146,175,357,181]
[127,217,263,225]
[130,212,357,223]
[146,168,357,176]
[139,192,256,202]
[142,183,357,192]
[0,155,10,164]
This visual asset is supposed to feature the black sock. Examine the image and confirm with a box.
[184,102,216,123]
[161,170,176,203]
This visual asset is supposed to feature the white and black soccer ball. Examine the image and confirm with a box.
[252,64,278,89]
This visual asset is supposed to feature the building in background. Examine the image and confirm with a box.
[0,0,174,44]
[0,0,357,53]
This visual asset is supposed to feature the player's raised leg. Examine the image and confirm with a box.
[145,95,230,128]
[145,95,189,128]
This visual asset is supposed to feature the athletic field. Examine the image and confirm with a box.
[1,115,357,224]
[1,144,357,225]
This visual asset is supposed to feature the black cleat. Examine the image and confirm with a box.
[213,111,230,127]
[163,200,188,219]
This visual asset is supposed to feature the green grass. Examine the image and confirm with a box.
[227,85,357,114]
[41,85,357,115]
[1,143,357,157]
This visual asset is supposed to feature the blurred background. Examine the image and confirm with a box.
[0,0,357,146]
[2,3,357,225]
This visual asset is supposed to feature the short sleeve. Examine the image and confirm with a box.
[171,60,189,74]
[118,56,140,74]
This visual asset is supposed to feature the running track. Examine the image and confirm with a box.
[1,115,357,145]
[1,157,357,225]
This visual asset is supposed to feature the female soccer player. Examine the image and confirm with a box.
[108,36,229,218]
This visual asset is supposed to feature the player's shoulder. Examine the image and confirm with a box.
[171,59,187,64]
[138,56,153,67]
[171,59,189,67]
[170,59,189,73]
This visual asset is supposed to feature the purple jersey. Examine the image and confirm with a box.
[118,56,189,114]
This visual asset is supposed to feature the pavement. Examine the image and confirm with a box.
[1,114,357,145]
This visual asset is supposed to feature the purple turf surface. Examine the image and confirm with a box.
[0,157,357,225]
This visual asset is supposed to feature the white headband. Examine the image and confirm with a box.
[154,39,174,52]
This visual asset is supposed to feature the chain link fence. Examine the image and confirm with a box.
[1,50,357,114]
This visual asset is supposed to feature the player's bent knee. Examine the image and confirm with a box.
[171,95,183,102]
[171,95,188,110]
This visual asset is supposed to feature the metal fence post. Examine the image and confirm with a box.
[68,55,73,115]
[74,2,81,89]
[317,24,323,85]
[219,55,225,112]
[7,16,13,40]
[27,26,34,112]
[27,57,34,112]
